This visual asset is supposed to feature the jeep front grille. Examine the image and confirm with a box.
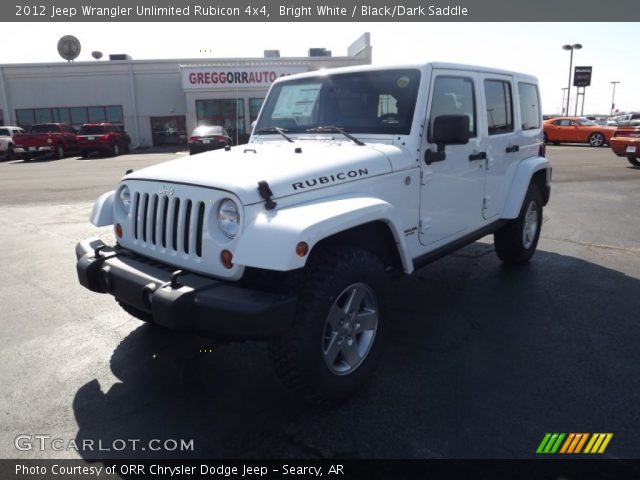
[132,192,206,257]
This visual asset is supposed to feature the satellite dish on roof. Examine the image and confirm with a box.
[57,35,81,62]
[91,51,103,60]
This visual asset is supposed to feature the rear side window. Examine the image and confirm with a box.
[484,79,513,135]
[518,82,541,130]
[429,76,477,140]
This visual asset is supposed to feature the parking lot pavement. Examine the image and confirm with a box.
[0,147,639,460]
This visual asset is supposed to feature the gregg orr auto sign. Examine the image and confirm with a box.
[182,66,308,90]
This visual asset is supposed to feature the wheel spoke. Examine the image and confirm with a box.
[354,309,377,333]
[341,341,361,367]
[343,285,366,315]
[324,333,341,365]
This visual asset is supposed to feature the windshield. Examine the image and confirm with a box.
[255,69,421,135]
[0,128,10,136]
[79,125,106,135]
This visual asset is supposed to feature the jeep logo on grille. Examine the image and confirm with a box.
[159,186,175,196]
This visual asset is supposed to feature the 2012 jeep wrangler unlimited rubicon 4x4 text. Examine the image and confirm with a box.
[76,63,550,403]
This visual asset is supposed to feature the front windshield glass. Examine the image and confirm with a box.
[255,69,421,135]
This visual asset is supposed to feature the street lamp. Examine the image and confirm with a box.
[561,87,568,115]
[562,43,582,117]
[610,81,620,116]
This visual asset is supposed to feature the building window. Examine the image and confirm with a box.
[484,79,513,135]
[0,110,4,126]
[150,116,187,147]
[249,98,264,123]
[196,99,245,144]
[15,105,124,130]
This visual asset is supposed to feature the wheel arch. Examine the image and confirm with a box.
[233,196,414,274]
[501,156,551,219]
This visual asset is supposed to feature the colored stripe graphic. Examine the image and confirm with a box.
[536,433,565,454]
[538,433,613,454]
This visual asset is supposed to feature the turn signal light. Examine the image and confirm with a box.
[220,249,233,269]
[115,223,123,238]
[296,241,309,257]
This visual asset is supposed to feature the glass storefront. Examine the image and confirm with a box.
[150,116,187,147]
[195,99,245,145]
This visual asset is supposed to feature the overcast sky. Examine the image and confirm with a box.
[2,22,639,115]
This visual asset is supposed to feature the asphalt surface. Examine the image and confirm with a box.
[0,145,639,462]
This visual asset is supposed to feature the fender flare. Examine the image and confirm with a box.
[501,156,551,219]
[233,196,414,273]
[90,190,115,226]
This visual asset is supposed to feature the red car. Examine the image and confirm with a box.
[77,123,131,158]
[188,125,231,155]
[543,117,616,147]
[609,126,640,167]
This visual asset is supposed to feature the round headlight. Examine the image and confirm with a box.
[118,185,131,213]
[218,198,240,238]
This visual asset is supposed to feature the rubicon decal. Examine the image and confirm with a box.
[536,433,613,454]
[292,168,369,190]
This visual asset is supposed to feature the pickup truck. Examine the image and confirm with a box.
[13,123,79,161]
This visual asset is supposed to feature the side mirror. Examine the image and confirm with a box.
[431,115,470,150]
[425,115,470,165]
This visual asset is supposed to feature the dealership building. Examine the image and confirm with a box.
[0,33,371,147]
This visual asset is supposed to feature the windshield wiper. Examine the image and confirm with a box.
[255,127,294,143]
[306,126,365,146]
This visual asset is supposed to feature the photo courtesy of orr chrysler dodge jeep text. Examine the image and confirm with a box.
[76,63,550,403]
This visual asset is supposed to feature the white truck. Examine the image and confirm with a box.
[76,63,550,403]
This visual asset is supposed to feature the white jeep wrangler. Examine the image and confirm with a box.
[77,63,550,403]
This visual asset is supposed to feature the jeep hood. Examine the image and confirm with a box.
[126,142,408,205]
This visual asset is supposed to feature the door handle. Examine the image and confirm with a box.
[506,145,520,153]
[468,151,487,161]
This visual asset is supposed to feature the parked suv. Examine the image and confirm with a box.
[76,63,550,403]
[0,126,25,159]
[77,123,131,158]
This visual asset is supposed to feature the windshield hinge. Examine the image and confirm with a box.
[257,181,277,211]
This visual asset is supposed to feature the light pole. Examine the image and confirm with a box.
[561,87,568,115]
[610,81,620,116]
[562,43,582,117]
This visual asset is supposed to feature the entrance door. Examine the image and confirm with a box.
[419,70,486,246]
[150,116,186,146]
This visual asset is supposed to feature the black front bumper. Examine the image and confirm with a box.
[76,238,297,340]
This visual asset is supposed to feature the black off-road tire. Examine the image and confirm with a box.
[81,150,90,159]
[111,143,120,157]
[494,184,543,265]
[627,157,640,167]
[268,247,389,404]
[117,299,153,323]
[6,144,14,160]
